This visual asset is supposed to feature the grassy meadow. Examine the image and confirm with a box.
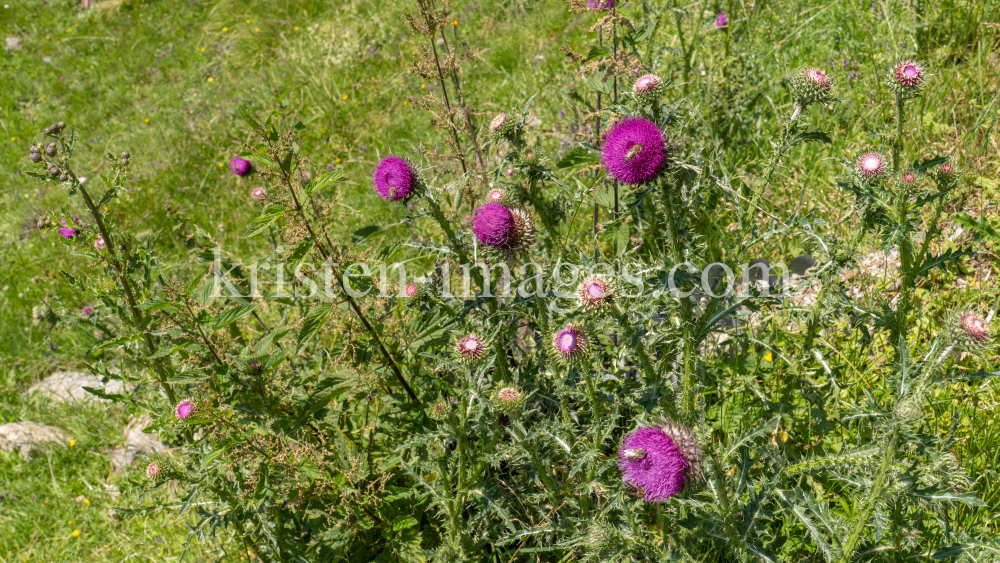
[1,0,999,560]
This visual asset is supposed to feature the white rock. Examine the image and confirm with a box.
[26,370,124,403]
[5,36,21,51]
[0,421,70,460]
[109,417,165,472]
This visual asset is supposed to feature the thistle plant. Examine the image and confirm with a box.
[21,9,998,563]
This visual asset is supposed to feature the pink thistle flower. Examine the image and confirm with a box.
[805,68,831,89]
[587,0,613,10]
[619,423,702,502]
[455,333,488,363]
[175,400,195,420]
[404,283,418,297]
[857,152,887,178]
[901,172,917,184]
[633,75,660,94]
[940,164,954,174]
[506,167,515,177]
[489,113,508,132]
[552,323,588,362]
[146,462,160,480]
[230,156,252,176]
[81,305,94,317]
[93,236,105,250]
[960,311,989,343]
[472,204,533,254]
[601,117,667,185]
[59,227,79,239]
[892,61,925,88]
[372,156,415,201]
[578,275,613,309]
[715,12,727,27]
[487,188,506,203]
[251,187,266,200]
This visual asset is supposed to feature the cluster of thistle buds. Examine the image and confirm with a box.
[789,67,835,107]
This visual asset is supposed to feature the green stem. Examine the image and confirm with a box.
[838,433,897,563]
[749,103,801,221]
[662,187,697,420]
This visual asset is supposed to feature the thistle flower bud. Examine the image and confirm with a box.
[146,461,162,480]
[94,236,106,250]
[601,117,668,185]
[492,386,526,415]
[81,305,94,317]
[29,144,38,153]
[487,111,522,144]
[404,283,419,297]
[618,420,703,503]
[428,399,451,421]
[789,67,834,107]
[372,156,418,201]
[29,152,42,163]
[485,187,510,205]
[577,275,613,309]
[48,166,60,177]
[889,60,925,97]
[520,148,540,166]
[230,156,251,176]
[145,459,175,482]
[956,311,990,349]
[120,151,130,161]
[714,12,727,27]
[45,143,57,156]
[901,172,917,184]
[856,151,887,181]
[36,216,52,230]
[58,173,68,182]
[940,164,954,175]
[550,323,589,364]
[455,333,488,364]
[631,74,664,104]
[251,187,266,200]
[57,121,66,130]
[44,125,53,135]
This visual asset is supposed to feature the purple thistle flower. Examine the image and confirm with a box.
[455,333,488,363]
[715,12,728,27]
[940,164,954,175]
[619,422,702,502]
[578,275,613,309]
[551,323,588,362]
[230,156,252,176]
[472,203,527,249]
[587,0,614,10]
[59,227,79,239]
[857,152,887,178]
[175,400,194,420]
[960,311,989,343]
[805,68,831,89]
[892,61,925,88]
[146,462,160,480]
[93,236,106,250]
[372,156,415,201]
[901,172,917,184]
[404,283,418,297]
[81,306,94,317]
[600,117,667,185]
[633,74,660,94]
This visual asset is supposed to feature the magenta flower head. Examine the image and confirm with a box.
[405,283,418,297]
[790,68,834,106]
[372,156,417,201]
[146,462,161,480]
[949,310,991,353]
[493,386,527,415]
[900,172,917,185]
[175,399,196,420]
[485,187,511,205]
[891,60,925,93]
[251,187,266,200]
[587,0,613,11]
[551,323,589,364]
[578,275,614,309]
[601,117,667,185]
[59,227,79,239]
[93,236,106,250]
[81,305,94,317]
[940,164,954,175]
[455,333,488,364]
[472,203,534,257]
[856,151,887,181]
[715,12,727,27]
[230,156,252,176]
[619,420,703,503]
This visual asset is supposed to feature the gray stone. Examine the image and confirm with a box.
[109,417,165,472]
[26,370,124,403]
[0,421,70,460]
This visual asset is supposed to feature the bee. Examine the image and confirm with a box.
[623,448,646,461]
[625,144,643,162]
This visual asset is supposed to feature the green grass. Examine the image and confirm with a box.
[2,0,1000,560]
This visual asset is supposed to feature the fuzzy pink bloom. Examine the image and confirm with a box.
[251,187,266,200]
[805,68,831,89]
[372,156,415,201]
[230,156,252,176]
[59,227,79,239]
[487,188,505,203]
[633,75,660,94]
[489,113,508,132]
[497,387,520,403]
[601,117,667,185]
[473,204,517,248]
[552,324,587,361]
[901,172,916,184]
[146,462,160,479]
[506,167,515,176]
[940,164,954,174]
[715,12,727,27]
[405,283,418,297]
[456,334,487,361]
[81,306,94,317]
[619,426,691,502]
[578,275,613,308]
[93,236,106,250]
[893,61,925,88]
[175,400,194,420]
[960,312,989,343]
[857,152,886,178]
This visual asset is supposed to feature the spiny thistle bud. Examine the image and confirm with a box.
[472,204,535,259]
[519,148,540,167]
[577,275,613,309]
[428,399,451,421]
[403,282,431,301]
[485,187,511,205]
[94,236,106,250]
[230,156,252,176]
[145,459,176,482]
[175,399,196,421]
[789,67,834,106]
[940,164,954,175]
[631,74,664,105]
[492,386,526,415]
[454,333,488,364]
[550,323,589,364]
[901,171,917,185]
[601,117,668,185]
[618,420,703,503]
[45,143,57,156]
[950,310,991,353]
[31,304,60,327]
[372,156,419,202]
[29,152,42,163]
[894,395,923,424]
[251,187,266,200]
[58,173,68,182]
[48,166,60,177]
[120,151,130,161]
[856,151,887,181]
[36,216,52,230]
[889,60,926,97]
[146,461,162,480]
[487,112,519,143]
[936,163,959,186]
[44,124,53,135]
[404,283,419,297]
[57,121,66,130]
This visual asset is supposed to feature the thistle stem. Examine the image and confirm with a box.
[749,103,801,220]
[662,186,697,420]
[837,433,897,563]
